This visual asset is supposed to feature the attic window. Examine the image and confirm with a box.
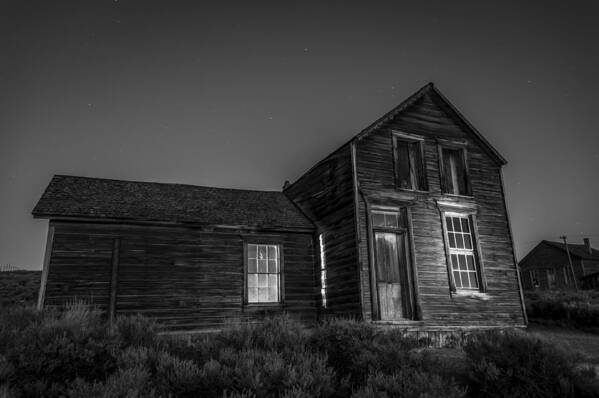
[393,134,427,191]
[440,147,470,196]
[246,244,281,303]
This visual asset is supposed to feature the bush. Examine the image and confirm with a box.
[464,330,599,398]
[2,306,595,398]
[525,289,599,332]
[1,303,119,397]
[351,369,466,398]
[308,319,424,386]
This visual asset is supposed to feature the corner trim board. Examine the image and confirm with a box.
[351,140,365,319]
[37,224,55,310]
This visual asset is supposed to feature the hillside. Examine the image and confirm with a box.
[0,271,40,307]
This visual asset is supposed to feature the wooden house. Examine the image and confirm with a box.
[519,239,599,290]
[33,83,527,331]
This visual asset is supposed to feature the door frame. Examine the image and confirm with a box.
[367,205,419,321]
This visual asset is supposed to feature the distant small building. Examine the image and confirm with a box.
[519,239,599,290]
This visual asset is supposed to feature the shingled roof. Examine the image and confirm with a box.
[32,175,314,230]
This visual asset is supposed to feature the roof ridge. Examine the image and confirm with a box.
[52,174,284,194]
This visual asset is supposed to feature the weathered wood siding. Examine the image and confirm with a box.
[355,92,526,327]
[519,243,587,289]
[44,222,316,331]
[284,145,362,317]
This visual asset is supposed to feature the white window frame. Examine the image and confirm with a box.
[245,243,282,304]
[441,212,485,292]
[319,234,327,308]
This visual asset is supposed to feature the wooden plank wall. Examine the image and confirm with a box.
[519,243,587,289]
[355,92,526,327]
[44,222,316,331]
[284,145,362,318]
[45,231,113,310]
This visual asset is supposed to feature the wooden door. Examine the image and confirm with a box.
[375,232,413,320]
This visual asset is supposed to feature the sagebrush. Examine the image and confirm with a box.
[0,305,597,398]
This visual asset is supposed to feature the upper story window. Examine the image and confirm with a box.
[443,214,484,291]
[393,133,427,191]
[246,243,281,304]
[440,146,471,196]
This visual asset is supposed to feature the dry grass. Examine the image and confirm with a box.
[527,322,599,366]
[0,271,40,307]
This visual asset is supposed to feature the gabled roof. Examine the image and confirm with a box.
[519,240,599,265]
[356,82,507,165]
[32,175,314,230]
[543,240,599,261]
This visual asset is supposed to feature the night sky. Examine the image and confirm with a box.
[1,0,598,269]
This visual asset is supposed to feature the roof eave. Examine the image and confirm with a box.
[33,214,315,233]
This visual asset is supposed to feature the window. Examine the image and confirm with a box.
[443,214,482,290]
[372,210,400,229]
[319,234,327,308]
[547,268,556,288]
[246,244,281,303]
[530,270,540,287]
[440,147,470,196]
[394,135,427,191]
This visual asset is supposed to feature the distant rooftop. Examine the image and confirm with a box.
[543,240,599,261]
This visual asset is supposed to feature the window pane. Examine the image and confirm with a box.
[268,259,278,273]
[385,213,398,228]
[268,287,278,302]
[458,255,467,271]
[396,140,412,189]
[258,259,267,273]
[442,150,454,193]
[258,246,267,259]
[248,244,257,259]
[455,233,465,249]
[268,245,277,259]
[452,217,462,233]
[464,234,473,249]
[248,288,258,302]
[466,255,475,270]
[460,218,470,233]
[469,272,479,288]
[448,233,456,248]
[269,274,278,288]
[259,288,268,302]
[446,217,454,232]
[373,212,385,227]
[450,254,458,270]
[248,274,258,288]
[258,274,268,288]
[454,151,467,195]
[248,259,257,273]
[453,270,462,288]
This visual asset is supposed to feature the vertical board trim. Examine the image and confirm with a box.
[109,238,120,322]
[351,140,364,319]
[500,169,528,324]
[37,223,55,310]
